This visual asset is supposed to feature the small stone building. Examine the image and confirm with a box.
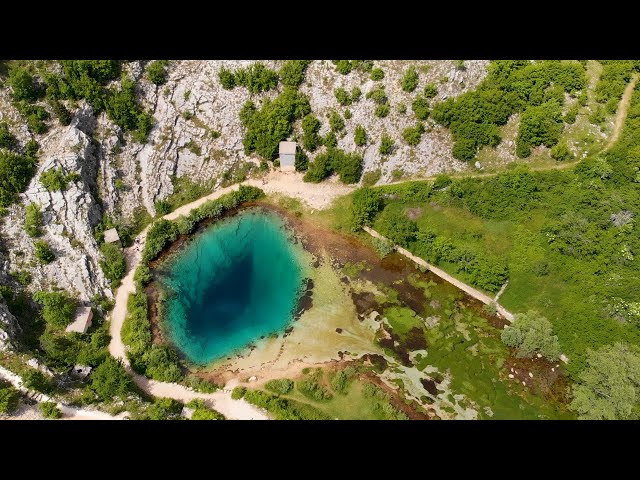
[104,228,121,248]
[65,307,93,334]
[279,141,296,171]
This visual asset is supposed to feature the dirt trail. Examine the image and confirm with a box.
[605,73,639,150]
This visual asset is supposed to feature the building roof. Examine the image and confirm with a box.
[104,228,120,244]
[65,307,93,334]
[279,141,296,155]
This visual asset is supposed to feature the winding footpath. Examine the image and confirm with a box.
[605,73,639,151]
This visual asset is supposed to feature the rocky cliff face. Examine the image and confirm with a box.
[0,60,489,307]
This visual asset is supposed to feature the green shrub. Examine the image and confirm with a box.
[24,203,43,237]
[49,99,72,126]
[154,200,171,216]
[550,141,574,161]
[222,63,279,93]
[38,401,61,419]
[515,101,564,158]
[424,83,438,98]
[231,386,247,400]
[402,122,425,146]
[351,86,362,102]
[219,66,236,89]
[105,76,153,144]
[323,131,337,148]
[33,290,76,327]
[265,378,294,395]
[335,88,351,106]
[303,148,362,184]
[0,382,20,414]
[182,375,219,393]
[147,60,169,86]
[330,368,356,394]
[297,380,333,401]
[23,369,54,394]
[34,240,55,264]
[8,66,40,102]
[243,389,330,420]
[564,103,580,124]
[145,397,182,420]
[349,187,382,231]
[333,60,353,75]
[375,104,390,118]
[344,109,352,120]
[190,403,225,420]
[295,147,308,171]
[301,114,321,152]
[354,125,367,146]
[279,60,311,87]
[370,68,384,81]
[0,122,18,150]
[142,219,179,262]
[241,87,310,159]
[0,150,36,207]
[412,96,430,120]
[379,134,394,155]
[501,311,561,360]
[142,345,183,382]
[401,66,419,92]
[100,242,126,286]
[433,174,452,190]
[133,264,152,288]
[329,110,345,132]
[361,169,381,187]
[366,86,388,105]
[374,207,417,246]
[39,167,68,191]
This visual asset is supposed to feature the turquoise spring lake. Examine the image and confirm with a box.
[157,208,305,365]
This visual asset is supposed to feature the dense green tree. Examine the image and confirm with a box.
[279,60,310,87]
[354,125,367,146]
[265,379,294,395]
[90,357,132,401]
[24,203,43,237]
[49,99,72,126]
[571,343,640,420]
[0,150,36,207]
[8,66,40,102]
[501,311,561,360]
[241,87,310,159]
[401,66,419,92]
[516,101,564,158]
[33,290,76,327]
[145,398,182,420]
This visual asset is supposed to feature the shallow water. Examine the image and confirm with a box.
[157,208,305,364]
